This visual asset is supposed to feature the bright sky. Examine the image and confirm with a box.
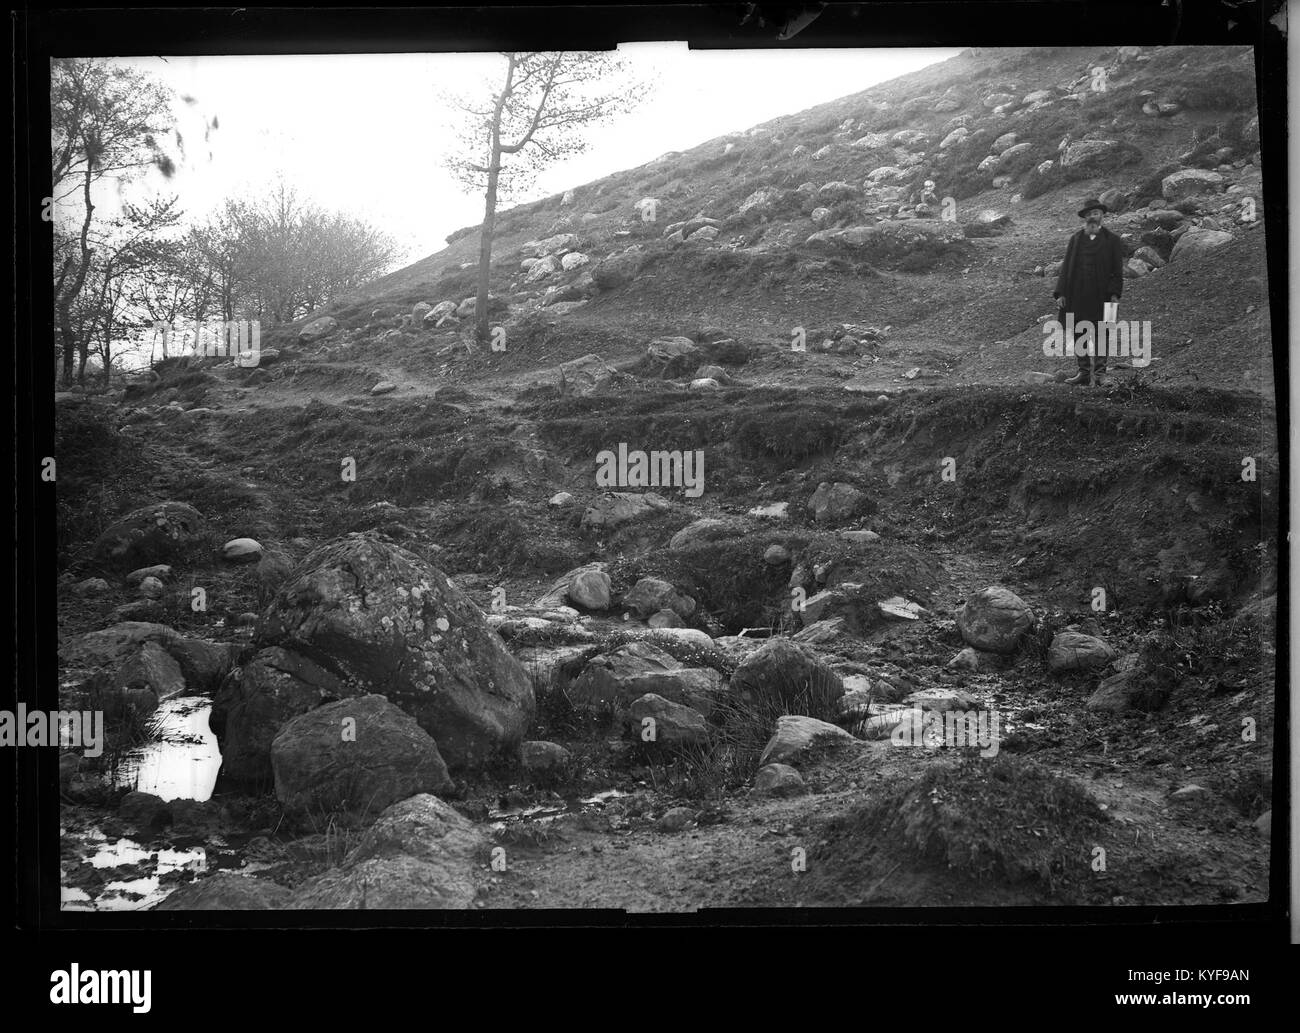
[97,45,960,267]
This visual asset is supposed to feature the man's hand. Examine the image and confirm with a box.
[1056,296,1067,310]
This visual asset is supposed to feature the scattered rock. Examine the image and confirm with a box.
[137,575,165,599]
[629,693,709,747]
[1048,632,1117,672]
[580,492,671,530]
[623,577,696,619]
[657,806,698,833]
[124,564,172,585]
[668,517,748,551]
[221,537,263,562]
[648,608,684,629]
[297,316,339,343]
[764,544,790,565]
[520,740,571,775]
[808,481,868,524]
[74,577,111,596]
[956,586,1034,654]
[759,715,854,766]
[92,501,206,571]
[753,763,804,797]
[567,569,612,610]
[1170,227,1234,262]
[1162,169,1225,201]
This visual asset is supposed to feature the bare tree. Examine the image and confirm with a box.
[50,58,177,385]
[443,51,649,342]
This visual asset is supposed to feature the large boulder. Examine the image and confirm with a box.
[92,501,205,571]
[214,646,353,783]
[258,533,535,767]
[1048,632,1117,672]
[730,638,844,710]
[289,794,486,909]
[956,586,1034,654]
[270,696,454,819]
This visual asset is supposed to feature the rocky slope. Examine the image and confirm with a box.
[56,44,1276,912]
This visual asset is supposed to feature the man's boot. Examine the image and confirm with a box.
[1064,370,1091,386]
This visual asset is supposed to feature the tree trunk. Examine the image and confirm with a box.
[56,165,96,385]
[475,162,500,344]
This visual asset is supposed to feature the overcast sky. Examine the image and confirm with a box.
[96,45,960,267]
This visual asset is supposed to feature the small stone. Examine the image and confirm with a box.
[520,741,571,774]
[647,608,684,629]
[657,806,698,833]
[1254,810,1271,837]
[137,576,165,600]
[753,763,804,797]
[763,544,790,565]
[222,537,263,562]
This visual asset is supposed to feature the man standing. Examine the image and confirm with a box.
[1053,198,1125,386]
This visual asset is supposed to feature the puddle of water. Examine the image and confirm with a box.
[62,827,208,912]
[111,696,222,802]
[488,787,630,832]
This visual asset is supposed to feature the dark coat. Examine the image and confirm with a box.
[1052,225,1125,309]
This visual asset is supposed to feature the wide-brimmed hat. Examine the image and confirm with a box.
[1076,198,1108,218]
